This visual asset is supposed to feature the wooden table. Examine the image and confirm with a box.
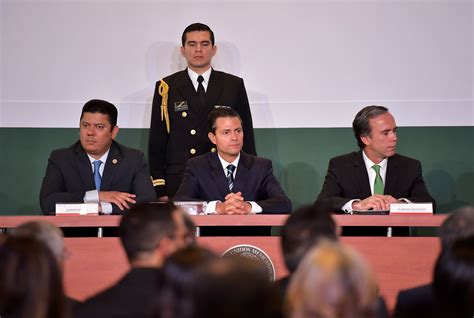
[0,213,447,228]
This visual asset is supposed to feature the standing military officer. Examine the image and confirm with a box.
[149,23,256,200]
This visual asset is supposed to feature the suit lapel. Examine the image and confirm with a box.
[384,155,398,195]
[232,152,250,193]
[100,142,122,191]
[175,70,208,125]
[205,70,223,111]
[209,153,231,199]
[74,142,96,190]
[353,151,372,198]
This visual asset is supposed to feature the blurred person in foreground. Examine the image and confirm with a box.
[189,257,282,318]
[75,202,188,318]
[285,241,379,318]
[11,220,80,307]
[156,245,217,318]
[0,236,68,318]
[394,206,474,318]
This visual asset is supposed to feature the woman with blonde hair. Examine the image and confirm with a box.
[285,241,379,318]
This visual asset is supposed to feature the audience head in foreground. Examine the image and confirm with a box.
[281,205,338,274]
[0,236,67,318]
[157,245,217,318]
[190,257,282,318]
[433,235,474,317]
[119,202,188,267]
[11,220,65,267]
[285,241,379,318]
[75,202,188,318]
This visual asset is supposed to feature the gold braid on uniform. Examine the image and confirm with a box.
[158,79,170,134]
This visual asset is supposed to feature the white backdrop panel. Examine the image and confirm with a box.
[1,0,472,128]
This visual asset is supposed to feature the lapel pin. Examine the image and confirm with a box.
[112,159,118,164]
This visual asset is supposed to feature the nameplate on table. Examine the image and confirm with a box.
[174,201,207,215]
[390,203,433,214]
[55,203,99,215]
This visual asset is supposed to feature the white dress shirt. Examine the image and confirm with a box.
[187,67,212,92]
[205,153,263,214]
[342,151,388,213]
[83,150,113,214]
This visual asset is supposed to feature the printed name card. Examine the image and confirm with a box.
[55,203,99,215]
[390,203,433,214]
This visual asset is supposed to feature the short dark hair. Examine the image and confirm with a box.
[439,206,474,250]
[158,246,217,318]
[208,107,242,134]
[352,105,389,149]
[281,205,338,273]
[433,235,474,316]
[191,257,281,318]
[119,202,178,262]
[182,23,215,46]
[80,99,118,127]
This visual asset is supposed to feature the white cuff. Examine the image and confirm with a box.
[398,198,411,203]
[342,199,360,213]
[84,190,99,203]
[101,202,113,214]
[206,201,219,214]
[248,201,263,214]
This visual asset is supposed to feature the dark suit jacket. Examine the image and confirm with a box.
[315,151,436,213]
[149,69,256,198]
[40,141,156,214]
[74,268,161,318]
[174,152,291,214]
[393,284,436,318]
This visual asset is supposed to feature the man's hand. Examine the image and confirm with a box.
[215,192,252,215]
[352,195,399,211]
[99,191,136,211]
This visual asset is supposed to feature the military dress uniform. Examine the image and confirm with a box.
[149,68,256,198]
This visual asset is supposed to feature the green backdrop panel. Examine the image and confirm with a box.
[0,127,472,215]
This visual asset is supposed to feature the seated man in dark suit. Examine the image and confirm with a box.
[175,107,291,214]
[74,202,189,318]
[40,99,156,214]
[393,206,474,318]
[315,105,435,213]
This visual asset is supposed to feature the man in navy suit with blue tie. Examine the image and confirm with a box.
[40,99,156,215]
[175,107,291,214]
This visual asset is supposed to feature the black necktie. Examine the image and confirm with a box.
[197,75,206,106]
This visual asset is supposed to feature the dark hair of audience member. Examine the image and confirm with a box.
[0,236,68,318]
[285,241,378,318]
[433,235,474,317]
[190,257,282,318]
[157,246,217,318]
[438,206,474,250]
[11,220,65,265]
[119,202,178,263]
[281,205,338,273]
